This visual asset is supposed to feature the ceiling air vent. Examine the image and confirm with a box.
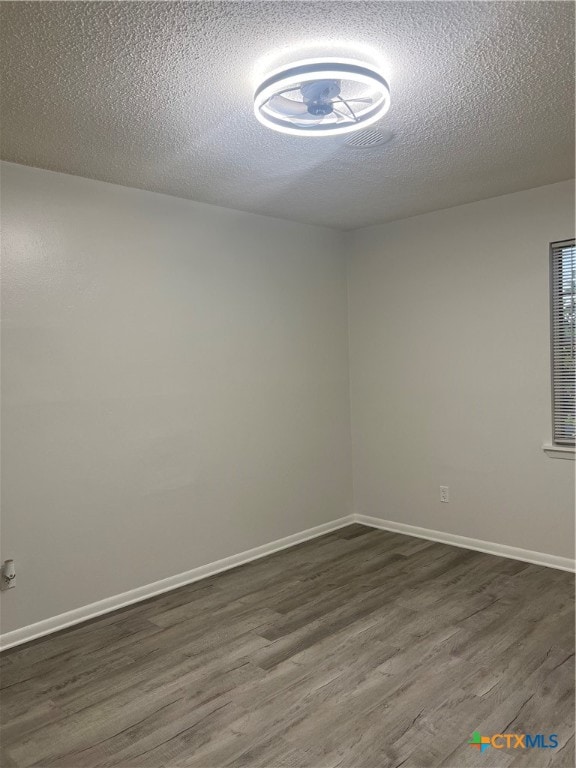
[344,128,393,149]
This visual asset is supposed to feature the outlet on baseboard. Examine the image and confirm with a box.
[440,486,449,503]
[1,559,16,590]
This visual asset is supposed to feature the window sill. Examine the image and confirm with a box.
[542,444,576,460]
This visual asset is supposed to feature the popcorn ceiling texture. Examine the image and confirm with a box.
[0,1,574,230]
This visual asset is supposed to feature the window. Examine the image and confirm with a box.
[550,239,575,446]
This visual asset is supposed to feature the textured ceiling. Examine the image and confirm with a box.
[1,1,574,230]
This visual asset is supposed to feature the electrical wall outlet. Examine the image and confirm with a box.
[1,559,16,590]
[440,486,449,503]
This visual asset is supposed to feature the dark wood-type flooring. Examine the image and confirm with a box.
[1,525,574,768]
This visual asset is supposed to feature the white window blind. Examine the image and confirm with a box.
[551,239,575,445]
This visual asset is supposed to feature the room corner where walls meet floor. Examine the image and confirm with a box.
[1,513,574,651]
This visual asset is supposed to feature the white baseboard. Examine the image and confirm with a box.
[354,514,576,573]
[0,515,354,651]
[4,513,572,651]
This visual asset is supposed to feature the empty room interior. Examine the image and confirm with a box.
[0,2,575,767]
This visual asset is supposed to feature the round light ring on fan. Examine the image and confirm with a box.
[254,59,390,137]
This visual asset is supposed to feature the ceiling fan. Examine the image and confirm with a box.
[254,59,391,137]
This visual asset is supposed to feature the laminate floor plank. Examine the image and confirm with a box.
[1,526,573,768]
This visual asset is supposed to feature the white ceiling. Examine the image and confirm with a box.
[1,1,574,230]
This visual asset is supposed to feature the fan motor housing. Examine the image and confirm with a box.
[307,102,334,116]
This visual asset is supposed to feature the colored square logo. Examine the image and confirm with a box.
[469,732,491,752]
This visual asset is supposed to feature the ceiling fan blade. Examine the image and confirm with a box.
[332,107,351,121]
[334,97,360,122]
[268,94,309,116]
[291,113,327,126]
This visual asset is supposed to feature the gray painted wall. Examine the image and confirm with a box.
[1,163,574,636]
[347,180,575,558]
[0,162,352,633]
